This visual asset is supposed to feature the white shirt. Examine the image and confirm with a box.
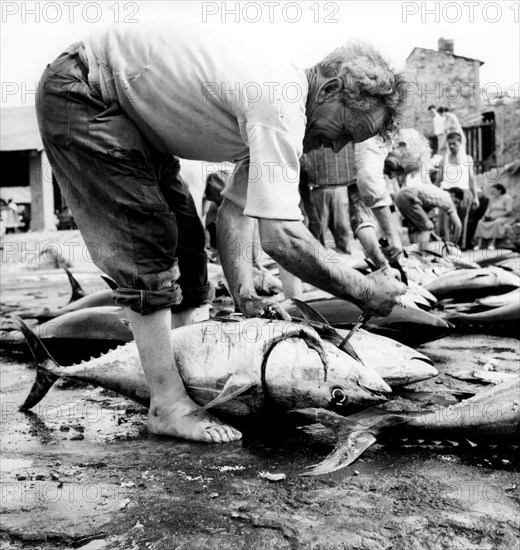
[82,24,307,220]
[354,136,392,209]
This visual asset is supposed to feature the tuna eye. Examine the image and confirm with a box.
[331,387,347,404]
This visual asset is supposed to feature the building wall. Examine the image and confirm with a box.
[492,101,520,166]
[405,48,481,136]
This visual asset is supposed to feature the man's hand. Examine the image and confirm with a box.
[380,241,402,264]
[471,194,480,209]
[360,266,407,317]
[238,292,291,320]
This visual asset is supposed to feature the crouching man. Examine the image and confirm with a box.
[395,185,462,245]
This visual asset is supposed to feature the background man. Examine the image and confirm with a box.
[395,185,462,245]
[436,132,479,248]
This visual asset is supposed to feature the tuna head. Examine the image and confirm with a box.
[262,331,391,413]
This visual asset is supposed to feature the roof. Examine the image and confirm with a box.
[0,106,43,151]
[406,47,484,66]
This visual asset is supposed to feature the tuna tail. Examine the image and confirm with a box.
[63,267,87,303]
[294,407,403,476]
[101,275,118,290]
[10,316,61,410]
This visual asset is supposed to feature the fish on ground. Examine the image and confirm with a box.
[1,307,131,364]
[446,301,520,325]
[296,377,520,475]
[19,268,118,321]
[477,288,520,309]
[16,317,393,418]
[448,370,518,385]
[282,293,453,346]
[422,267,520,301]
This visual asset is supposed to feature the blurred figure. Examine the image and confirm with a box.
[436,132,479,248]
[299,145,356,254]
[384,128,433,189]
[427,105,444,154]
[437,107,465,157]
[394,184,462,246]
[474,184,514,250]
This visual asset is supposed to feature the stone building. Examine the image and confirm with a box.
[405,37,484,137]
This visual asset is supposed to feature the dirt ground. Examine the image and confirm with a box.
[1,232,519,550]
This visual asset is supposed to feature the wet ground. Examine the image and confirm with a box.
[1,233,519,550]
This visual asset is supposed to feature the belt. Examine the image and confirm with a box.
[69,49,89,80]
[309,178,357,190]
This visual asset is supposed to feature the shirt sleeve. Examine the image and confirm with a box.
[221,123,304,221]
[354,136,392,209]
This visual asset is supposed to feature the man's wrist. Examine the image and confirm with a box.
[358,275,376,308]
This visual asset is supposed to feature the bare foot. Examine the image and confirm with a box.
[147,397,242,443]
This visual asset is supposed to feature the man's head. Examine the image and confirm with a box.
[303,40,408,154]
[447,187,464,206]
[384,128,432,179]
[491,183,506,196]
[447,132,462,155]
[428,105,437,117]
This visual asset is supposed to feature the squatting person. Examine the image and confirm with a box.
[394,185,463,245]
[36,24,408,444]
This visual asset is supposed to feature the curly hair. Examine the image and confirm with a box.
[391,128,432,175]
[317,40,409,140]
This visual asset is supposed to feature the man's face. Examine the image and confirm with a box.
[303,98,387,154]
[449,192,461,206]
[447,139,460,155]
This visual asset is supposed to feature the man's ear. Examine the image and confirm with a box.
[317,77,343,102]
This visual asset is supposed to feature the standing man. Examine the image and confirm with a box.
[36,25,408,444]
[436,132,479,248]
[299,144,356,254]
[427,105,444,154]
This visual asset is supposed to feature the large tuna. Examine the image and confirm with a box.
[1,307,131,364]
[17,317,393,417]
[422,267,520,301]
[282,294,452,346]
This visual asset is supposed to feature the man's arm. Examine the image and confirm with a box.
[217,198,290,319]
[257,217,406,316]
[448,210,462,244]
[435,158,444,187]
[467,156,479,208]
[372,205,402,262]
[354,137,403,262]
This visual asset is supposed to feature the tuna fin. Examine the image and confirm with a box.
[10,316,61,410]
[302,430,377,476]
[288,310,364,366]
[63,267,86,303]
[101,275,118,290]
[293,407,401,476]
[291,298,331,325]
[194,371,258,414]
